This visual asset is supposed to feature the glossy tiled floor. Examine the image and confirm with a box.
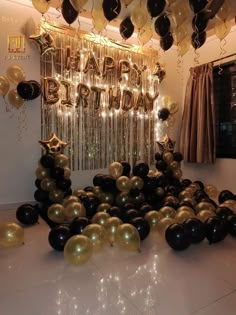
[0,210,236,315]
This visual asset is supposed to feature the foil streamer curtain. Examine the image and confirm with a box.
[179,63,216,163]
[41,23,158,171]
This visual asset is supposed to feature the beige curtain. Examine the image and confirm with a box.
[179,63,216,163]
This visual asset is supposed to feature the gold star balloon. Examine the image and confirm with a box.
[39,133,68,155]
[29,32,55,56]
[157,134,176,153]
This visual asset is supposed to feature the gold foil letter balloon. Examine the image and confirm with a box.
[64,235,93,265]
[0,222,24,248]
[43,77,60,105]
[39,133,68,155]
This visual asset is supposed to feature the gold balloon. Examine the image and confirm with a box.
[63,195,79,208]
[32,0,50,14]
[173,168,183,179]
[99,191,114,204]
[130,176,144,190]
[174,23,188,44]
[171,1,190,26]
[49,0,62,8]
[70,0,88,11]
[204,184,218,199]
[92,212,110,226]
[108,162,123,179]
[115,192,130,207]
[182,197,197,207]
[86,192,96,198]
[92,9,108,33]
[138,19,153,45]
[35,165,49,180]
[195,201,216,214]
[48,204,66,223]
[221,200,236,213]
[97,203,111,213]
[131,4,148,30]
[115,224,140,252]
[65,202,86,221]
[40,177,56,192]
[0,222,24,248]
[8,89,24,109]
[170,161,180,170]
[104,217,122,245]
[82,224,108,251]
[178,36,191,57]
[0,76,10,97]
[175,210,194,224]
[215,19,232,40]
[64,235,93,266]
[116,176,131,192]
[55,154,69,168]
[73,189,86,198]
[144,211,164,230]
[159,206,176,218]
[6,64,25,85]
[163,152,174,164]
[148,170,156,176]
[157,217,175,234]
[196,210,215,223]
[216,1,230,21]
[49,189,64,203]
[177,206,195,215]
[64,167,71,178]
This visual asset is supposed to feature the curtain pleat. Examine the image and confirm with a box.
[179,63,216,163]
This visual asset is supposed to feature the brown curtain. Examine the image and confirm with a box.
[179,63,216,163]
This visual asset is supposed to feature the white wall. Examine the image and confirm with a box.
[179,25,236,192]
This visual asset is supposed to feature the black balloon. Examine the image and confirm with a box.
[16,204,39,225]
[191,31,206,49]
[147,0,166,18]
[120,17,134,40]
[163,168,174,179]
[35,178,42,189]
[158,107,170,120]
[155,152,162,161]
[205,0,224,19]
[154,14,171,37]
[61,0,78,25]
[205,217,228,244]
[101,175,116,192]
[189,0,208,13]
[160,31,174,51]
[165,223,190,250]
[102,0,121,21]
[218,190,234,204]
[131,217,150,241]
[84,186,94,192]
[82,196,100,217]
[173,152,183,162]
[155,160,167,171]
[124,209,140,223]
[93,174,104,187]
[28,80,41,100]
[132,192,146,207]
[143,176,157,192]
[51,167,64,180]
[124,202,136,210]
[216,207,233,222]
[227,215,236,237]
[192,12,208,33]
[64,188,73,197]
[133,162,149,178]
[48,226,71,251]
[17,81,33,100]
[139,204,152,217]
[156,175,168,187]
[69,217,90,235]
[184,218,205,244]
[56,178,72,190]
[130,188,140,197]
[181,178,192,188]
[107,206,122,218]
[34,189,49,203]
[40,154,55,169]
[120,161,131,176]
[194,180,204,190]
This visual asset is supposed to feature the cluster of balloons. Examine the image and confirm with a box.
[34,152,73,225]
[0,64,26,109]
